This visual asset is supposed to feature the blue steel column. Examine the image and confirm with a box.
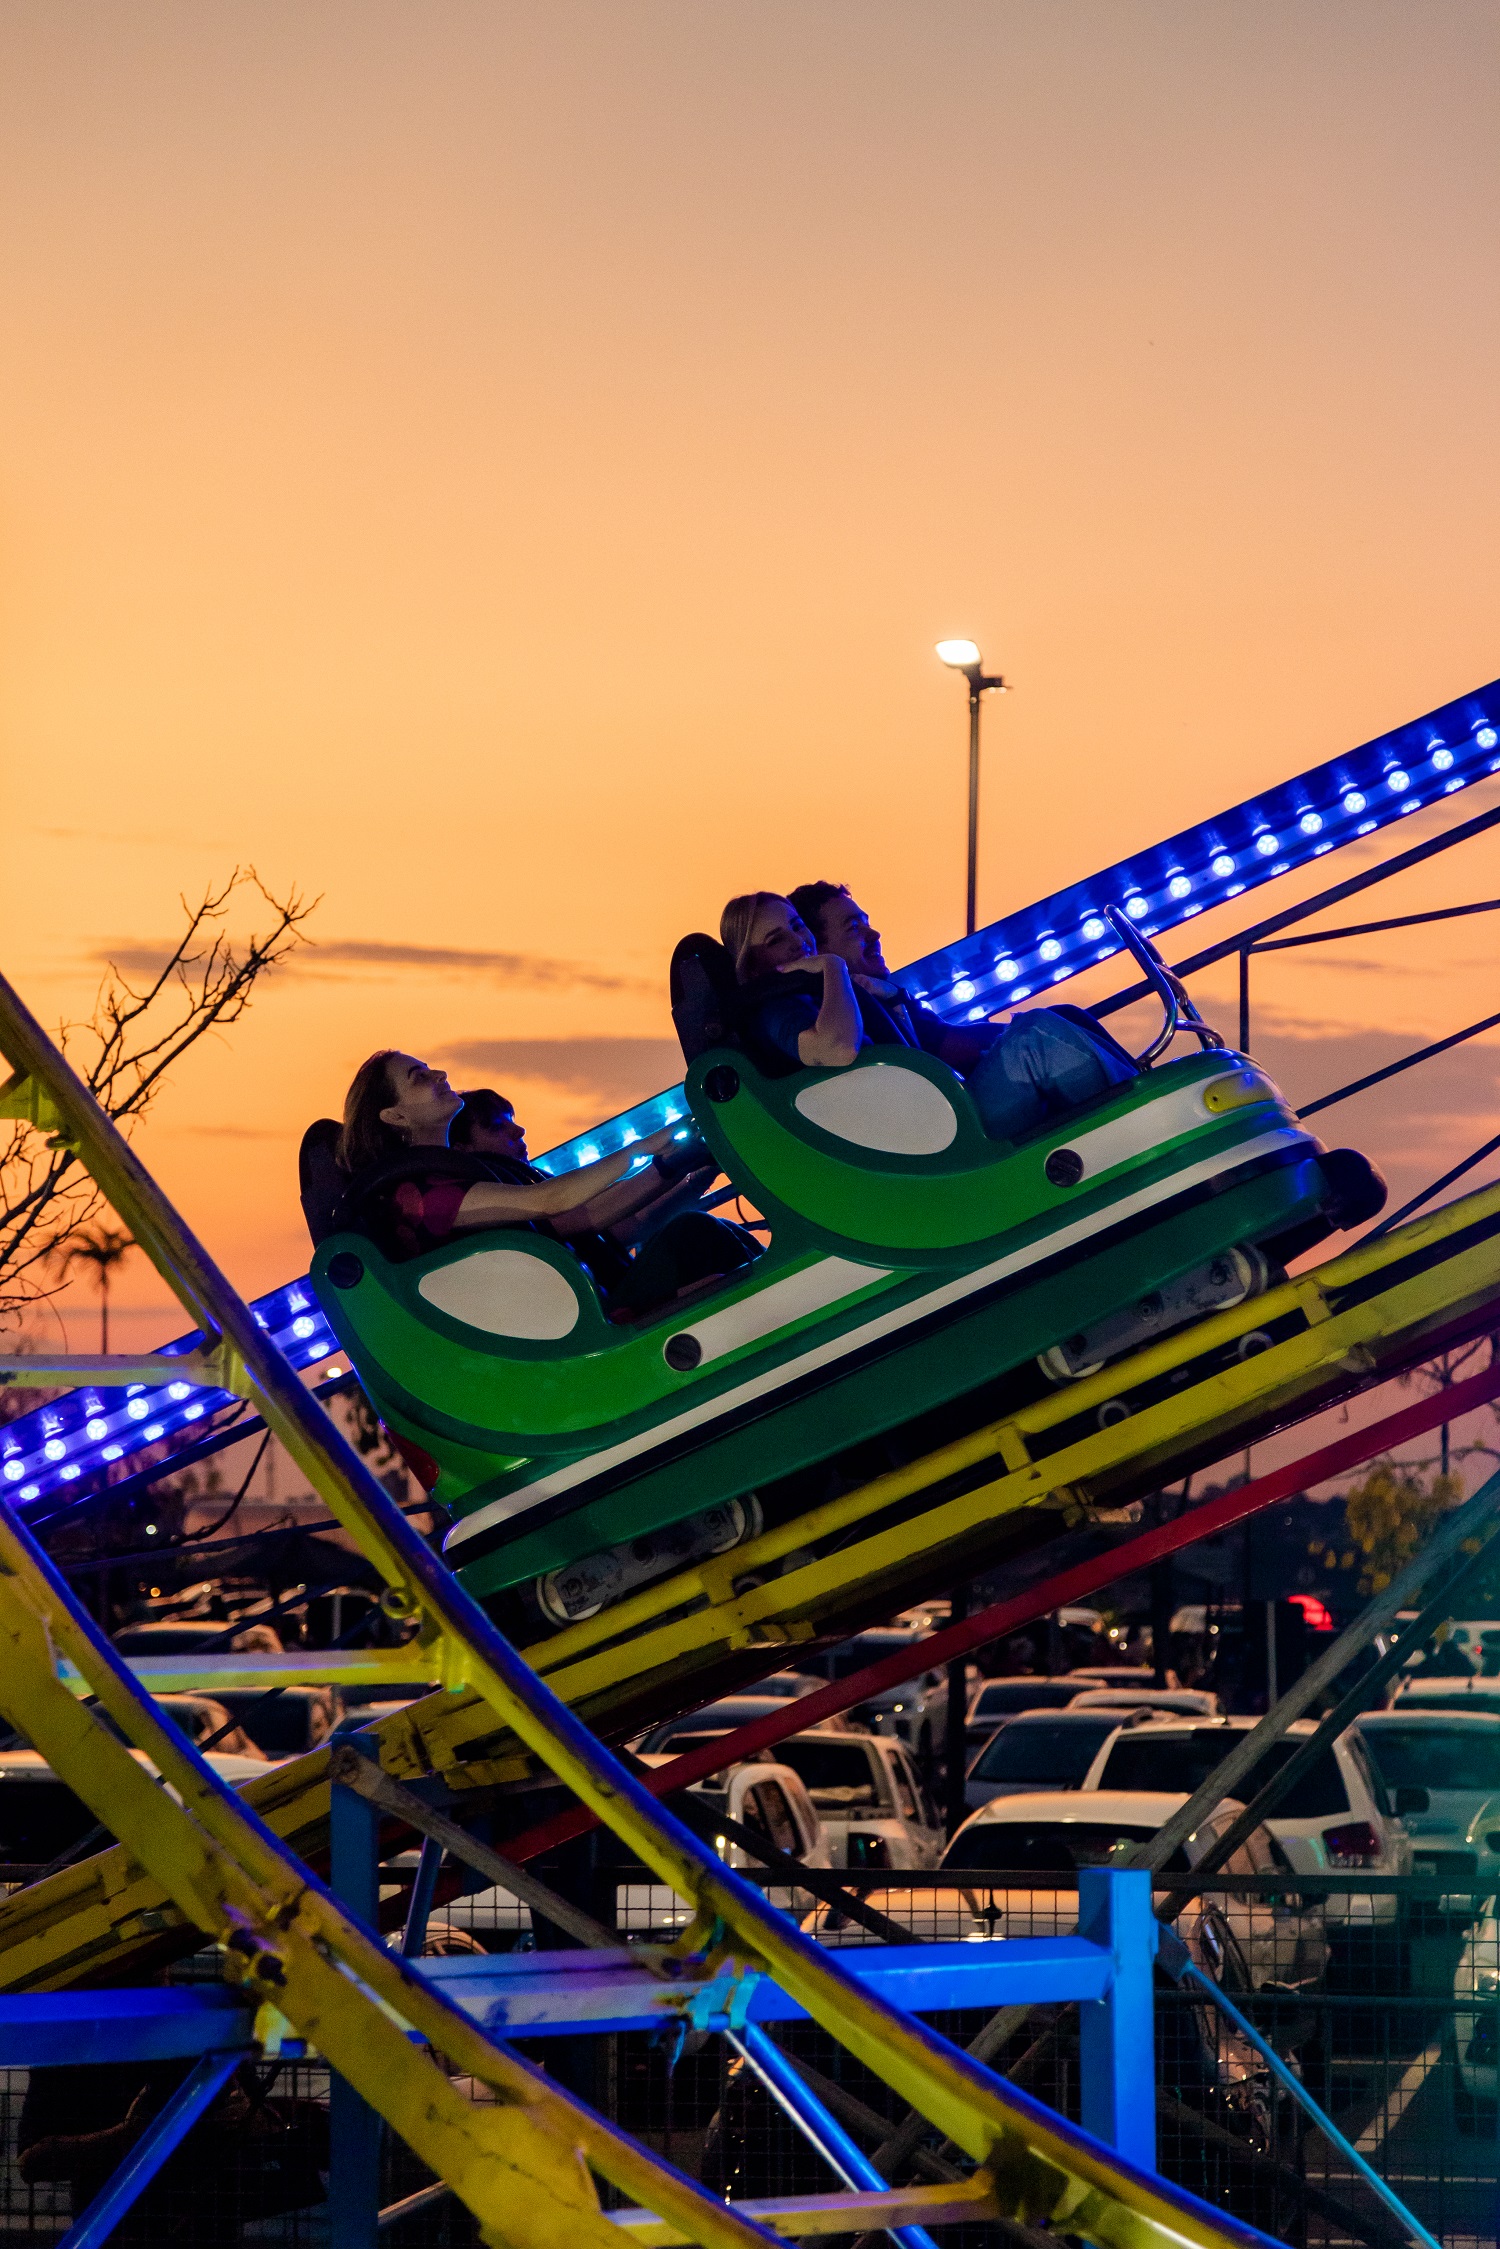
[731,2024,940,2249]
[61,2049,244,2249]
[1077,1867,1157,2170]
[401,1835,444,1957]
[329,1741,384,2248]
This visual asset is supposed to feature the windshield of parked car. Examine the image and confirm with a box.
[0,1777,101,1865]
[972,1681,1087,1717]
[816,1634,922,1681]
[944,1820,1190,1873]
[970,1716,1120,1786]
[1362,1725,1500,1793]
[1099,1728,1348,1817]
[1396,1690,1500,1718]
[769,1740,881,1809]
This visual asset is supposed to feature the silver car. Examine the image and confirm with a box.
[1356,1708,1500,1897]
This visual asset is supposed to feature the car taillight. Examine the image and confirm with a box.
[1323,1820,1381,1868]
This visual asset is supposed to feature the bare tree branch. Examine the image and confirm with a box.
[0,869,314,1322]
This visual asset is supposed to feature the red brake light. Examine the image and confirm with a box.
[1323,1820,1380,1868]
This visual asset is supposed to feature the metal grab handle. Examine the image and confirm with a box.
[1103,907,1225,1064]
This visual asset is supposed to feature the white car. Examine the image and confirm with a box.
[1448,1860,1500,2131]
[634,1694,852,1757]
[967,1676,1097,1728]
[1081,1717,1411,1928]
[964,1710,1142,1810]
[1070,1688,1221,1719]
[807,1789,1328,1994]
[765,1730,943,1869]
[1356,1709,1500,1900]
[798,1629,953,1766]
[1393,1673,1500,1719]
[0,1746,273,1878]
[445,1758,830,1946]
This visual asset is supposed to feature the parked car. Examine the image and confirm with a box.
[1356,1710,1500,1899]
[448,1759,830,1948]
[1070,1688,1221,1719]
[209,1684,341,1758]
[0,1746,272,1874]
[88,1692,267,1762]
[1083,1718,1411,1929]
[1416,1620,1500,1678]
[966,1676,1096,1734]
[808,1790,1328,1995]
[798,1630,952,1766]
[1393,1674,1500,1718]
[1448,1862,1500,2131]
[964,1711,1144,1810]
[767,1731,943,1868]
[635,1696,854,1757]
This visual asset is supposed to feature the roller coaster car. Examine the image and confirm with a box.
[306,930,1383,1627]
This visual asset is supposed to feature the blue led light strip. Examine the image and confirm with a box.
[0,1279,342,1514]
[8,674,1498,1514]
[530,673,1500,1168]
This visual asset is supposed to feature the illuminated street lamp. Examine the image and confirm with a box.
[936,638,1007,936]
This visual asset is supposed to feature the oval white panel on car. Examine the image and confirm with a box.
[795,1065,958,1155]
[418,1250,580,1340]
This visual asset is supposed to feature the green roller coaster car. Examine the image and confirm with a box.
[309,1036,1376,1623]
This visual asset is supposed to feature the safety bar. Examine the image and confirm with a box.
[1103,906,1224,1063]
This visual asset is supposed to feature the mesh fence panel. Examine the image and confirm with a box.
[0,1876,1492,2245]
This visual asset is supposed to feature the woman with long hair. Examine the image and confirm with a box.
[337,1050,673,1263]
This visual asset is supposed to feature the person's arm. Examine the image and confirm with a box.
[452,1131,674,1230]
[18,2087,151,2184]
[792,955,863,1068]
[553,1150,715,1235]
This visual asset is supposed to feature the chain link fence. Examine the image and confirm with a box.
[0,1872,1493,2245]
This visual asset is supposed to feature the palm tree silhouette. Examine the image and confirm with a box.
[59,1226,137,1353]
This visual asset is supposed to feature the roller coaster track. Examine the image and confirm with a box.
[6,682,1500,2243]
[0,968,1305,2249]
[13,1154,1500,2013]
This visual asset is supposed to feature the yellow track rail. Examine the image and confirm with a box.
[0,973,1276,2247]
[7,1170,1499,2018]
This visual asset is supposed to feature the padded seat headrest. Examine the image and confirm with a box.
[670,932,745,1066]
[299,1119,347,1248]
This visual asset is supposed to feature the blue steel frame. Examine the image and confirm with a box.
[325,1739,1160,2233]
[0,1810,1159,2244]
[0,1988,258,2248]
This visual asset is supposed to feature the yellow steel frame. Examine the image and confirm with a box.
[0,978,1272,2248]
[8,1118,1500,2015]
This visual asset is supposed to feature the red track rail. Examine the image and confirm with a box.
[507,1352,1500,1864]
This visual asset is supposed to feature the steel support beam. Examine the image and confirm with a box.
[60,2049,243,2249]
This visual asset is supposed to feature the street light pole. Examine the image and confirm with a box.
[933,638,1005,1839]
[936,640,1007,936]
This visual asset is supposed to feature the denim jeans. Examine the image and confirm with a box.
[966,1008,1137,1142]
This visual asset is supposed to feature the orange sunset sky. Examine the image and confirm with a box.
[2,2,1498,1360]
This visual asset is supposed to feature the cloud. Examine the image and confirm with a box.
[436,1036,684,1110]
[1245,1010,1500,1127]
[173,1124,280,1140]
[91,936,651,995]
